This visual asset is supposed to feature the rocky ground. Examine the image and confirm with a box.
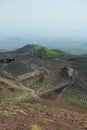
[0,45,87,130]
[0,102,87,130]
[0,101,87,130]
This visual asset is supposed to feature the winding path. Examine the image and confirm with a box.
[1,64,87,114]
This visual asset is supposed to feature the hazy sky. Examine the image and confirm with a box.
[0,0,87,41]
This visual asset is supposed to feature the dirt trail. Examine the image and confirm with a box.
[1,65,87,114]
[18,78,87,114]
[27,72,87,114]
[3,74,86,114]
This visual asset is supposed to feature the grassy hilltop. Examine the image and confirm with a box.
[33,45,69,59]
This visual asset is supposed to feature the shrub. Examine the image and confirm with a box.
[31,124,42,130]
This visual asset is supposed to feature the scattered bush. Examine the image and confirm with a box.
[31,124,42,130]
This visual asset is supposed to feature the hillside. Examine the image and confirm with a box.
[15,44,70,59]
[0,44,87,129]
[0,44,87,108]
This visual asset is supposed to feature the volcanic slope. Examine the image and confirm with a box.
[0,44,87,110]
[1,45,87,130]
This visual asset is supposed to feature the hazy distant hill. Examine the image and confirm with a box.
[0,37,87,55]
[0,49,8,52]
[0,37,26,50]
[61,47,87,55]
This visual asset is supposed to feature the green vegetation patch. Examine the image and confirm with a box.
[31,124,42,130]
[21,98,39,105]
[33,47,69,59]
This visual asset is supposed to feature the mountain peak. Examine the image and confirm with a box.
[15,44,69,59]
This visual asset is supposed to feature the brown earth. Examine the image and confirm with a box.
[0,102,87,130]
